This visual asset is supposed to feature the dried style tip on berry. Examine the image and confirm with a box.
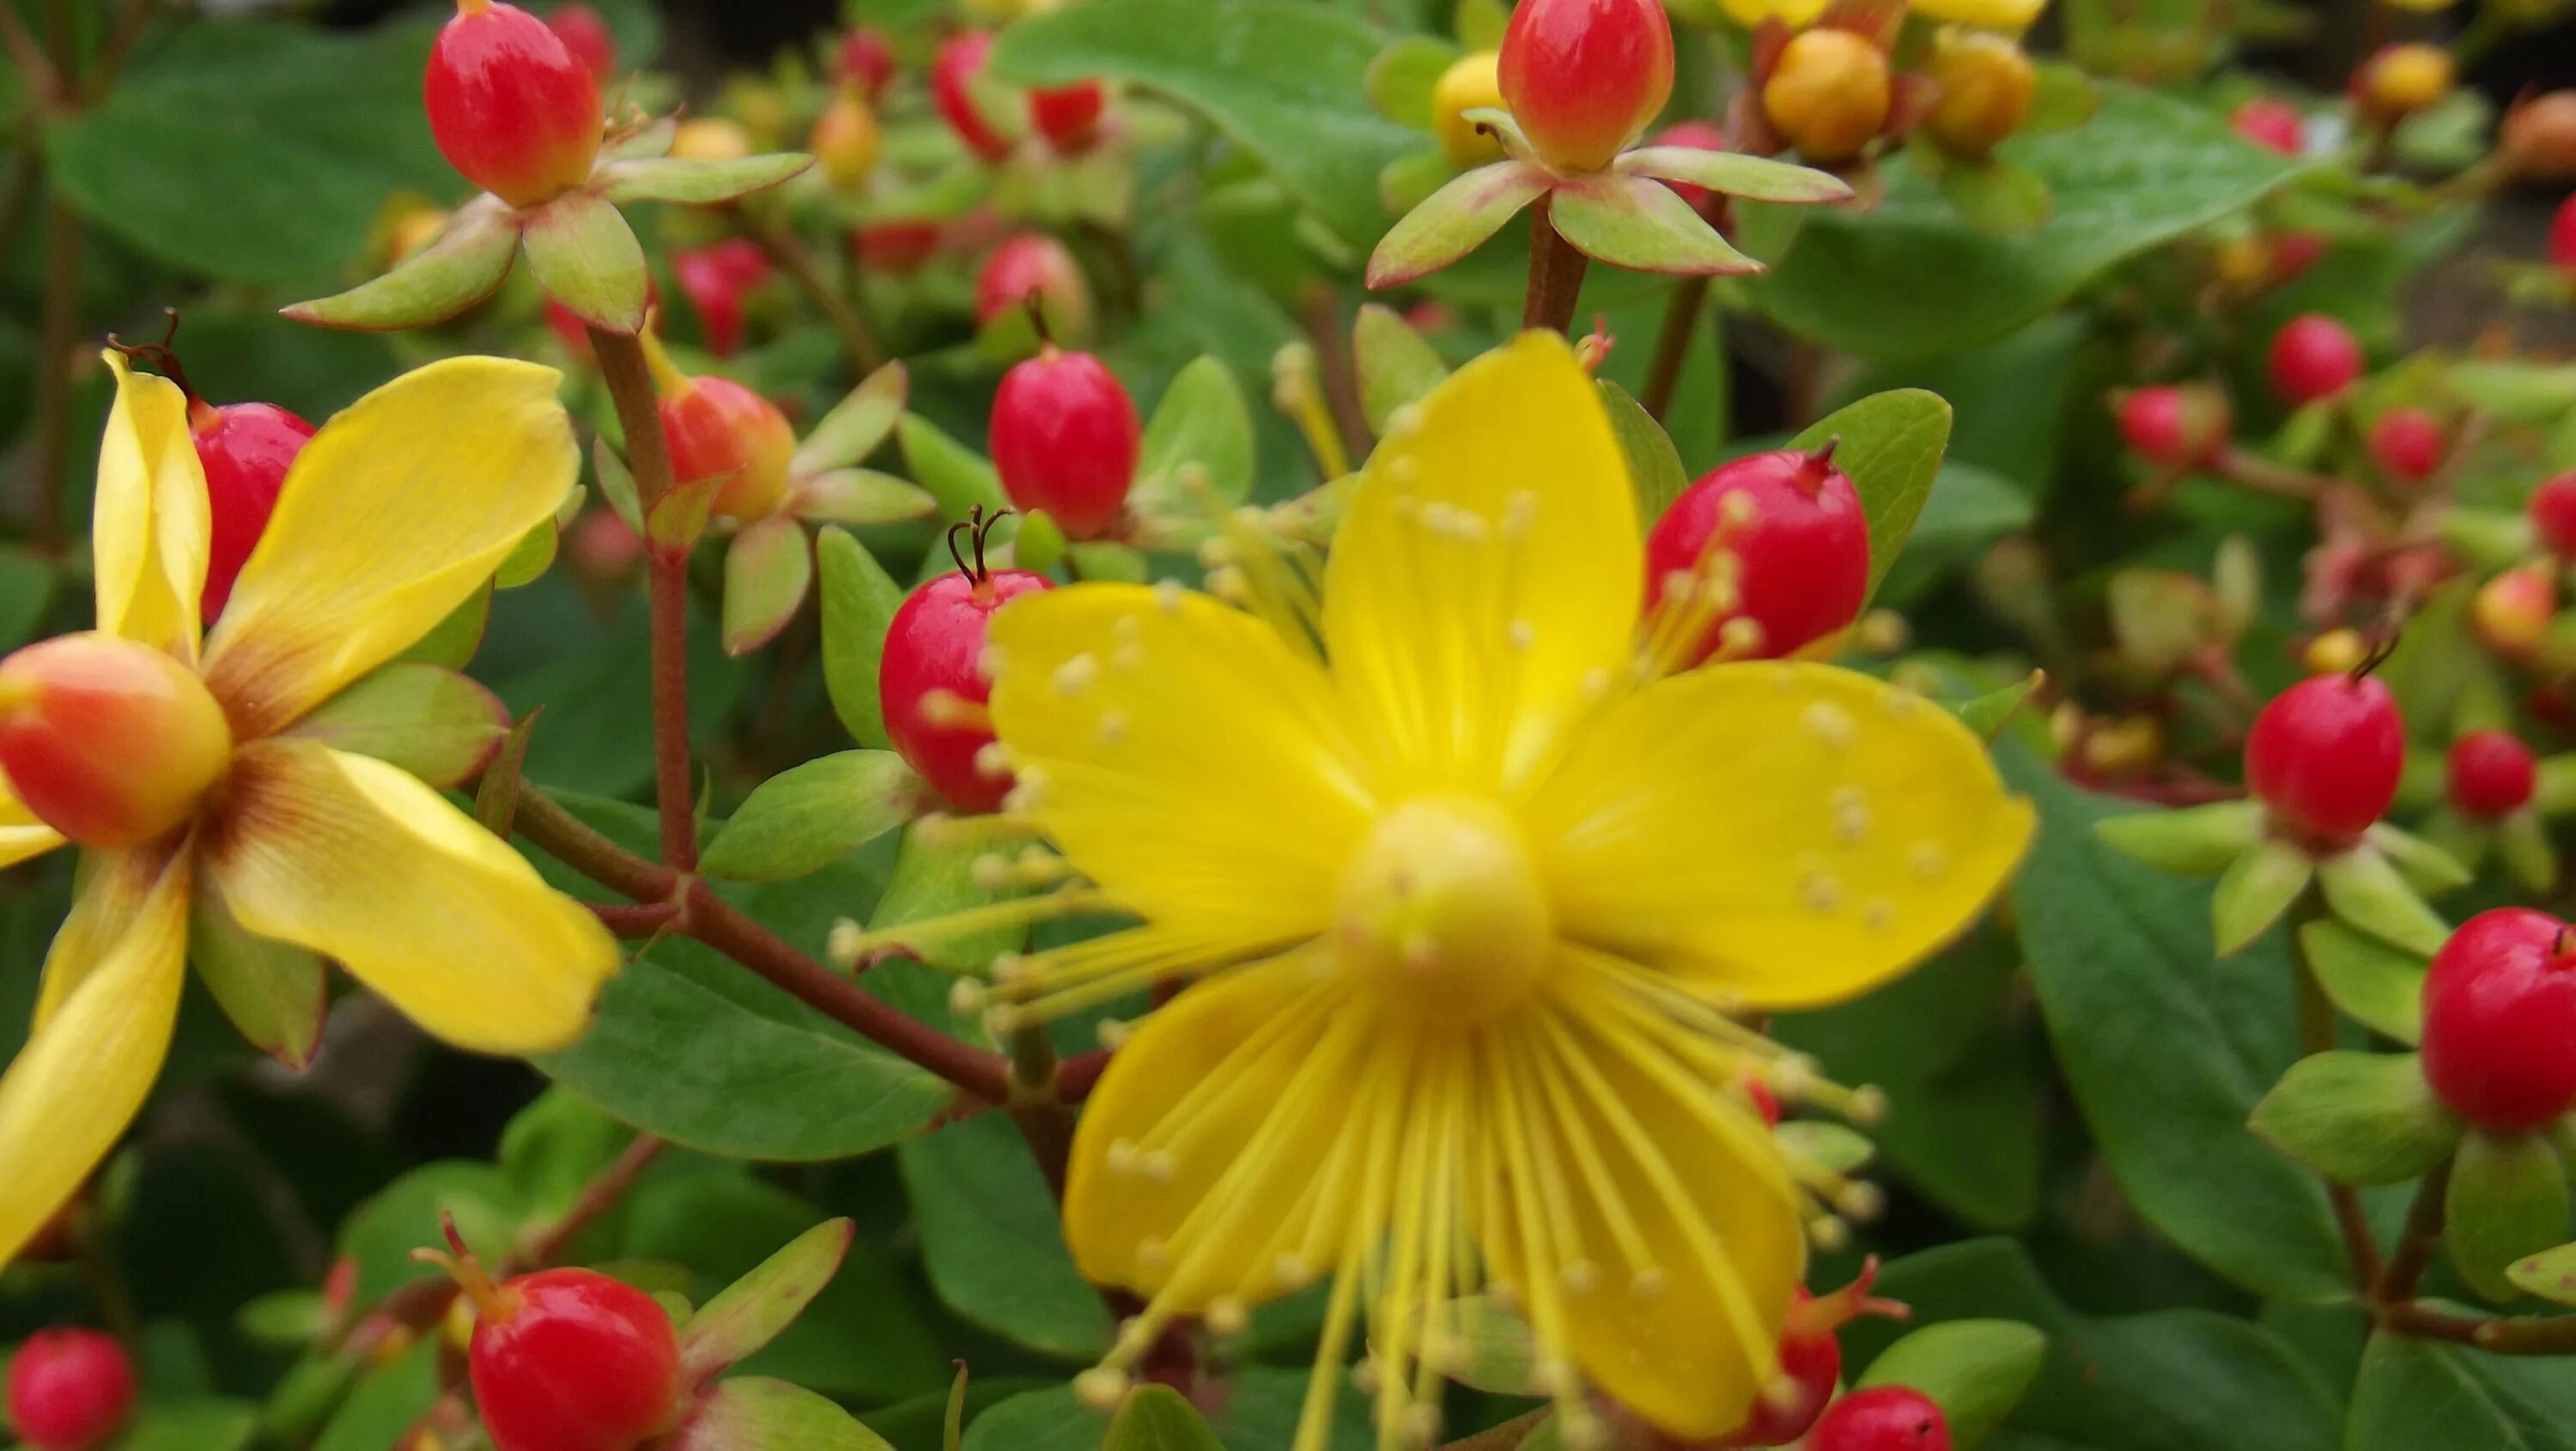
[0,634,233,851]
[2366,407,2444,484]
[1923,30,2035,159]
[2421,908,2576,1129]
[425,0,604,209]
[933,31,1015,162]
[2116,383,2230,469]
[1645,444,1870,666]
[1807,1386,1953,1451]
[1763,29,1892,167]
[2266,313,2362,405]
[421,1221,683,1451]
[5,1329,137,1451]
[1432,52,1509,166]
[2244,672,2404,848]
[880,509,1053,812]
[2232,97,2304,155]
[992,346,1141,541]
[2447,730,2537,819]
[1712,1262,1906,1448]
[1497,0,1676,172]
[647,335,797,521]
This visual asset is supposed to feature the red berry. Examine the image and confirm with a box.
[2116,384,2228,468]
[975,234,1094,347]
[2533,474,2576,557]
[425,0,604,209]
[1745,1076,1783,1126]
[838,27,896,98]
[1498,0,1675,173]
[672,240,770,357]
[881,566,1053,812]
[659,374,797,521]
[1644,446,1869,664]
[1648,120,1729,218]
[5,1330,137,1451]
[2266,313,2363,405]
[857,221,943,274]
[469,1269,681,1451]
[933,31,1015,162]
[991,349,1139,540]
[545,3,617,82]
[2245,673,2404,847]
[2366,407,2444,483]
[2421,908,2576,1129]
[2447,729,2537,819]
[1030,80,1106,153]
[191,400,314,622]
[1716,1290,1838,1446]
[2552,194,2576,276]
[1808,1387,1952,1451]
[2232,97,2303,155]
[2269,229,2328,283]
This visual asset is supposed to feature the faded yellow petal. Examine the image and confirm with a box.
[94,353,211,661]
[1322,331,1640,792]
[203,357,576,736]
[204,739,615,1054]
[0,848,189,1269]
[989,583,1372,942]
[0,774,65,874]
[1524,662,2033,1009]
[1908,0,2047,27]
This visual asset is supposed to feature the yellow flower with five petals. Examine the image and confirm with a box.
[0,354,617,1270]
[969,333,2033,1446]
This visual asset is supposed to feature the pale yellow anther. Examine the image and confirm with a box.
[1073,1367,1131,1410]
[1053,653,1099,695]
[946,979,988,1019]
[1802,700,1856,748]
[1205,1296,1249,1336]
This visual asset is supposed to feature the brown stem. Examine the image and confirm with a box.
[1641,276,1711,423]
[86,0,156,103]
[2215,446,2335,501]
[2372,1302,2576,1354]
[2375,1153,2453,1306]
[2293,920,2385,1290]
[1299,286,1371,462]
[1521,193,1589,336]
[32,195,80,555]
[1007,1025,1076,1201]
[592,901,682,938]
[523,1133,665,1263]
[1057,1046,1109,1102]
[0,4,56,109]
[737,206,885,375]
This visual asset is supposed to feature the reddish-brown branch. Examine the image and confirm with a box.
[1641,276,1711,423]
[1522,194,1589,336]
[525,1134,665,1263]
[2375,1154,2454,1307]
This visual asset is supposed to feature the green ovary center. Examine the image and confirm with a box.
[1334,795,1552,1024]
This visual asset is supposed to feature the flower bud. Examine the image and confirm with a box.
[1924,30,2035,158]
[424,0,604,209]
[0,634,232,850]
[811,86,884,190]
[671,239,769,357]
[1431,52,1508,166]
[2351,42,2453,124]
[2500,91,2576,183]
[1498,0,1675,173]
[649,341,797,521]
[1762,29,1892,167]
[671,117,753,161]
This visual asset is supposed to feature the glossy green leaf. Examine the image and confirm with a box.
[2249,1051,2462,1186]
[2346,1331,2576,1451]
[679,1218,858,1383]
[2297,919,2427,1045]
[1856,1320,2046,1449]
[898,415,1009,518]
[817,528,908,750]
[795,362,911,476]
[899,1113,1113,1361]
[600,152,814,206]
[1548,174,1763,276]
[2448,1130,2571,1302]
[722,516,816,657]
[1132,355,1256,518]
[1103,1386,1224,1451]
[1787,388,1953,603]
[282,663,508,788]
[1366,160,1550,289]
[524,192,651,335]
[1599,380,1689,527]
[700,750,925,883]
[1935,155,2055,234]
[668,1376,898,1451]
[282,200,520,332]
[1352,304,1449,437]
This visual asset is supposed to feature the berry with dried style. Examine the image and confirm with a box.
[1923,30,2036,158]
[2233,97,2304,155]
[838,27,896,97]
[1030,80,1107,153]
[5,1329,137,1451]
[933,30,1015,162]
[544,3,617,82]
[1432,53,1508,166]
[1808,1387,1953,1451]
[1497,0,1675,173]
[2531,473,2576,556]
[447,1254,682,1451]
[0,633,233,850]
[975,233,1095,348]
[2421,908,2576,1129]
[2266,313,2362,405]
[2244,672,2404,847]
[1647,120,1729,218]
[1763,28,1892,167]
[2116,384,2229,468]
[2447,729,2537,819]
[1644,445,1870,664]
[992,348,1140,539]
[2366,407,2444,483]
[424,0,604,209]
[881,513,1053,812]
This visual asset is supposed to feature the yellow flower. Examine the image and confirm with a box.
[972,334,2032,1445]
[1907,0,2049,30]
[1722,0,1831,28]
[0,354,618,1270]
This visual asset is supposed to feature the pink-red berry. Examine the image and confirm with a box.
[2421,908,2576,1130]
[2232,97,2303,155]
[1808,1387,1952,1451]
[933,31,1014,162]
[1498,0,1675,173]
[2366,407,2444,484]
[2552,194,2576,276]
[856,220,945,275]
[2447,729,2537,819]
[2116,384,2230,469]
[468,1268,682,1451]
[2267,313,2362,405]
[191,399,314,621]
[671,239,771,358]
[1030,81,1107,153]
[0,633,233,850]
[2245,673,2404,847]
[838,27,896,98]
[2534,474,2576,557]
[1648,120,1729,218]
[5,1329,137,1451]
[1716,1290,1838,1446]
[1644,446,1870,663]
[975,233,1094,347]
[992,349,1139,540]
[425,0,603,209]
[544,3,617,82]
[881,549,1052,814]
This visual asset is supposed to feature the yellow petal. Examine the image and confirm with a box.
[1524,662,2033,1009]
[33,848,173,1030]
[0,775,65,873]
[1721,0,1828,23]
[1907,0,2046,27]
[1322,331,1640,792]
[94,353,211,661]
[0,847,189,1268]
[988,583,1372,942]
[203,739,616,1053]
[202,357,576,737]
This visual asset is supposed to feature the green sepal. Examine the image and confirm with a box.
[897,415,1008,518]
[2298,918,2427,1044]
[1066,540,1149,582]
[2448,1130,2573,1303]
[2212,838,2312,955]
[2093,799,2265,877]
[676,1218,857,1382]
[1353,304,1449,438]
[522,192,649,335]
[663,1376,894,1451]
[191,885,326,1070]
[2249,1051,2463,1186]
[280,199,518,331]
[594,437,643,531]
[793,361,909,476]
[1102,1385,1222,1451]
[2495,809,2558,894]
[1546,173,1762,276]
[700,752,926,883]
[1776,1120,1876,1175]
[1599,379,1687,526]
[816,528,905,750]
[1012,510,1067,574]
[598,152,813,206]
[2506,1238,2576,1306]
[1947,672,2043,742]
[2317,845,2453,957]
[398,583,493,669]
[1857,1320,2047,1451]
[1364,159,1549,289]
[280,662,509,789]
[647,473,727,551]
[495,513,559,589]
[2366,822,2474,895]
[721,515,814,657]
[2437,505,2537,569]
[792,470,936,528]
[1613,145,1853,203]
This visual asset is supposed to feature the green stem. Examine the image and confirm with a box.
[1521,193,1589,336]
[2293,914,2384,1290]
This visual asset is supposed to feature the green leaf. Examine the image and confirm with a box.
[1546,174,1762,276]
[1598,380,1689,528]
[2093,800,2266,877]
[1132,355,1256,519]
[523,192,651,335]
[795,362,911,475]
[2508,1239,2576,1305]
[312,1341,440,1451]
[189,887,325,1070]
[2315,845,2451,958]
[667,1376,897,1451]
[649,475,729,551]
[679,1218,858,1383]
[990,1,1420,250]
[817,529,907,750]
[1366,160,1550,289]
[722,516,816,657]
[1352,305,1449,437]
[1856,1320,2047,1449]
[118,1399,258,1451]
[1734,85,2306,359]
[282,200,521,331]
[795,470,938,527]
[281,663,507,788]
[1947,672,2041,740]
[2212,839,2313,956]
[2002,751,2353,1300]
[1874,463,2036,606]
[2348,1330,2576,1449]
[336,1160,521,1305]
[1614,146,1853,203]
[1364,37,1456,131]
[898,1113,1114,1361]
[1102,1387,1224,1451]
[1787,389,1953,604]
[898,414,1009,518]
[2249,1051,2462,1186]
[599,152,814,206]
[964,1369,1370,1451]
[2297,920,2427,1045]
[2449,1130,2572,1302]
[1067,540,1150,582]
[1934,154,2055,233]
[700,751,925,883]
